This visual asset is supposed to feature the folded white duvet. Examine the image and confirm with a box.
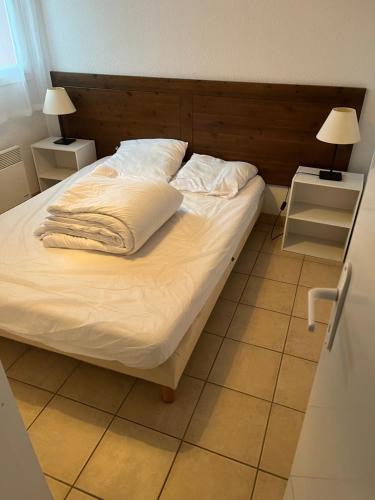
[35,171,183,255]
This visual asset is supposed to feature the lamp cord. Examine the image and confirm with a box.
[270,187,290,241]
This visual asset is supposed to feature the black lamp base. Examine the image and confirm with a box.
[53,137,76,145]
[319,170,342,182]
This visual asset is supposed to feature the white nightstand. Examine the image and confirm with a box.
[282,166,364,262]
[31,137,97,191]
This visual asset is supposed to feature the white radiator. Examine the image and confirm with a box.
[0,145,31,214]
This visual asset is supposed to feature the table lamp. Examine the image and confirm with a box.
[316,107,361,181]
[43,87,77,145]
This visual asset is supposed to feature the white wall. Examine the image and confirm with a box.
[0,112,48,194]
[40,0,375,211]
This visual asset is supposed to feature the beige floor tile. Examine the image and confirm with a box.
[205,298,237,336]
[252,253,302,284]
[227,304,289,351]
[28,395,111,484]
[77,417,179,500]
[242,276,296,315]
[261,234,303,260]
[0,337,28,370]
[234,248,258,274]
[45,476,70,500]
[160,443,256,500]
[285,316,326,362]
[274,355,317,412]
[66,489,96,499]
[293,286,332,323]
[185,383,270,465]
[244,228,268,251]
[8,347,78,392]
[209,339,281,400]
[9,379,53,428]
[252,471,287,500]
[185,332,222,379]
[59,362,134,413]
[299,260,342,288]
[260,404,304,478]
[118,375,203,438]
[220,272,248,301]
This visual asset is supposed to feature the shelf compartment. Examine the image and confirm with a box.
[292,182,360,212]
[282,218,349,262]
[283,233,345,261]
[38,177,61,192]
[289,202,353,228]
[32,137,97,192]
[39,166,75,181]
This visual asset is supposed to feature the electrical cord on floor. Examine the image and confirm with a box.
[269,171,319,240]
[270,187,290,240]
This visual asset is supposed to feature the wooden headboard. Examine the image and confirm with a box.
[51,72,365,186]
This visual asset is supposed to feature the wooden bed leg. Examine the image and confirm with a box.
[161,386,175,403]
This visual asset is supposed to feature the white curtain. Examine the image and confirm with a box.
[0,0,49,125]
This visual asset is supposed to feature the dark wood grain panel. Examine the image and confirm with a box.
[69,88,180,118]
[194,114,319,141]
[51,71,366,186]
[52,72,365,103]
[61,87,182,159]
[180,94,193,157]
[194,97,335,131]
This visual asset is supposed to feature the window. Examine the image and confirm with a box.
[0,0,49,124]
[0,0,17,69]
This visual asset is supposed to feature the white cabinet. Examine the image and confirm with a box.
[31,137,96,191]
[282,166,363,262]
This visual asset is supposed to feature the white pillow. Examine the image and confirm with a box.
[105,138,188,181]
[170,154,258,198]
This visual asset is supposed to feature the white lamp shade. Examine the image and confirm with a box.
[43,87,76,115]
[316,107,360,145]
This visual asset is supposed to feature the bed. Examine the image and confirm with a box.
[0,157,264,401]
[0,73,365,401]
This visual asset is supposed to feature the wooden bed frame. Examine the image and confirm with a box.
[1,73,366,401]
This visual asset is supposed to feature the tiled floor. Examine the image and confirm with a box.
[0,214,342,500]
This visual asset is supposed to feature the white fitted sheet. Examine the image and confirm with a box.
[0,159,265,369]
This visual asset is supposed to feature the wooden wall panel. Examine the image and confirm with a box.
[51,72,366,186]
[61,87,181,158]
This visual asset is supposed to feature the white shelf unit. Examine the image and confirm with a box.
[282,166,364,262]
[31,137,96,191]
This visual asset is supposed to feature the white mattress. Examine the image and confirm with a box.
[0,159,265,369]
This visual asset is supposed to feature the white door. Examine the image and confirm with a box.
[285,153,375,500]
[0,361,51,499]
